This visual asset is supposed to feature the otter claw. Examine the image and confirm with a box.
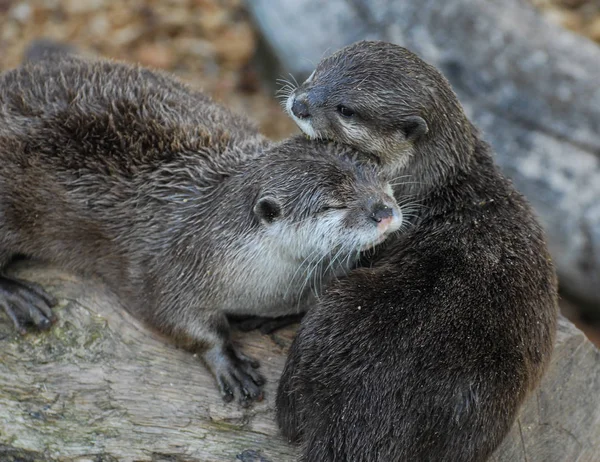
[206,344,265,405]
[0,276,57,333]
[218,379,235,403]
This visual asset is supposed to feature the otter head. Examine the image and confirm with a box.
[285,41,472,180]
[251,137,402,267]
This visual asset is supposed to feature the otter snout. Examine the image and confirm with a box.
[369,200,402,234]
[370,203,394,223]
[291,98,311,119]
[359,198,401,251]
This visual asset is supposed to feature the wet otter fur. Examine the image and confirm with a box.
[277,40,558,461]
[0,52,402,405]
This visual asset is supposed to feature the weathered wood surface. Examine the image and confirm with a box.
[493,317,600,462]
[0,262,295,462]
[1,261,599,461]
[246,0,600,310]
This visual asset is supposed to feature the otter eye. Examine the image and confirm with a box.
[337,105,355,118]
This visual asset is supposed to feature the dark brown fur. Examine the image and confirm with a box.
[0,52,401,405]
[277,40,558,461]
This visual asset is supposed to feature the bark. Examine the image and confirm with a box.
[1,262,599,461]
[246,0,600,309]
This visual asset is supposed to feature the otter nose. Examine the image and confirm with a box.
[291,98,311,119]
[369,203,394,224]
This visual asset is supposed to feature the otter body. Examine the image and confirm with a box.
[277,41,558,460]
[0,54,401,404]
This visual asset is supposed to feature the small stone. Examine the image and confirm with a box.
[213,23,256,68]
[237,64,261,94]
[64,0,105,14]
[588,17,600,43]
[556,0,588,8]
[111,25,144,47]
[176,37,216,59]
[135,43,174,69]
[10,2,31,22]
[543,7,582,31]
[89,15,109,36]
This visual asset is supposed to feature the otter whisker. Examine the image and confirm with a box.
[308,251,330,297]
[389,181,425,187]
[275,91,293,100]
[275,83,295,94]
[310,250,330,294]
[288,72,300,88]
[276,77,296,87]
[324,245,346,275]
[319,47,332,62]
[296,251,325,309]
[276,77,297,94]
[275,89,294,98]
[300,55,316,68]
[345,244,360,270]
[285,247,322,299]
[396,198,428,209]
[323,245,348,282]
[388,174,414,181]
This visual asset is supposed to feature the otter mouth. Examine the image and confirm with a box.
[286,95,320,140]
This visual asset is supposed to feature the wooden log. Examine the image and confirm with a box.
[492,314,600,461]
[0,262,295,462]
[1,262,599,460]
[245,0,600,309]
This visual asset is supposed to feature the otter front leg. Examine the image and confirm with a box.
[0,275,58,334]
[204,341,265,406]
[195,313,265,406]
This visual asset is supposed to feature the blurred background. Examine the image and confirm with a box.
[0,0,298,139]
[0,0,599,345]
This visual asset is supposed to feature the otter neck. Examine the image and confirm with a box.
[389,118,477,199]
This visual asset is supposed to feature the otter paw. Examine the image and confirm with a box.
[206,344,265,407]
[0,276,58,334]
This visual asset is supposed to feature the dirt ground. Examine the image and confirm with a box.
[0,0,599,345]
[0,0,297,140]
[532,0,600,41]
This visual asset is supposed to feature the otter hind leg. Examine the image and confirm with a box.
[0,274,58,334]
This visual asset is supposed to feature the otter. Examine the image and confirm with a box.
[0,53,402,405]
[277,40,558,461]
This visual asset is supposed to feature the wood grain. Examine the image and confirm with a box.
[1,261,599,461]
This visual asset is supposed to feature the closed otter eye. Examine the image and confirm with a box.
[337,105,356,118]
[319,204,347,213]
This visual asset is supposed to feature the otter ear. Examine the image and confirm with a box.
[254,196,282,224]
[400,116,428,142]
